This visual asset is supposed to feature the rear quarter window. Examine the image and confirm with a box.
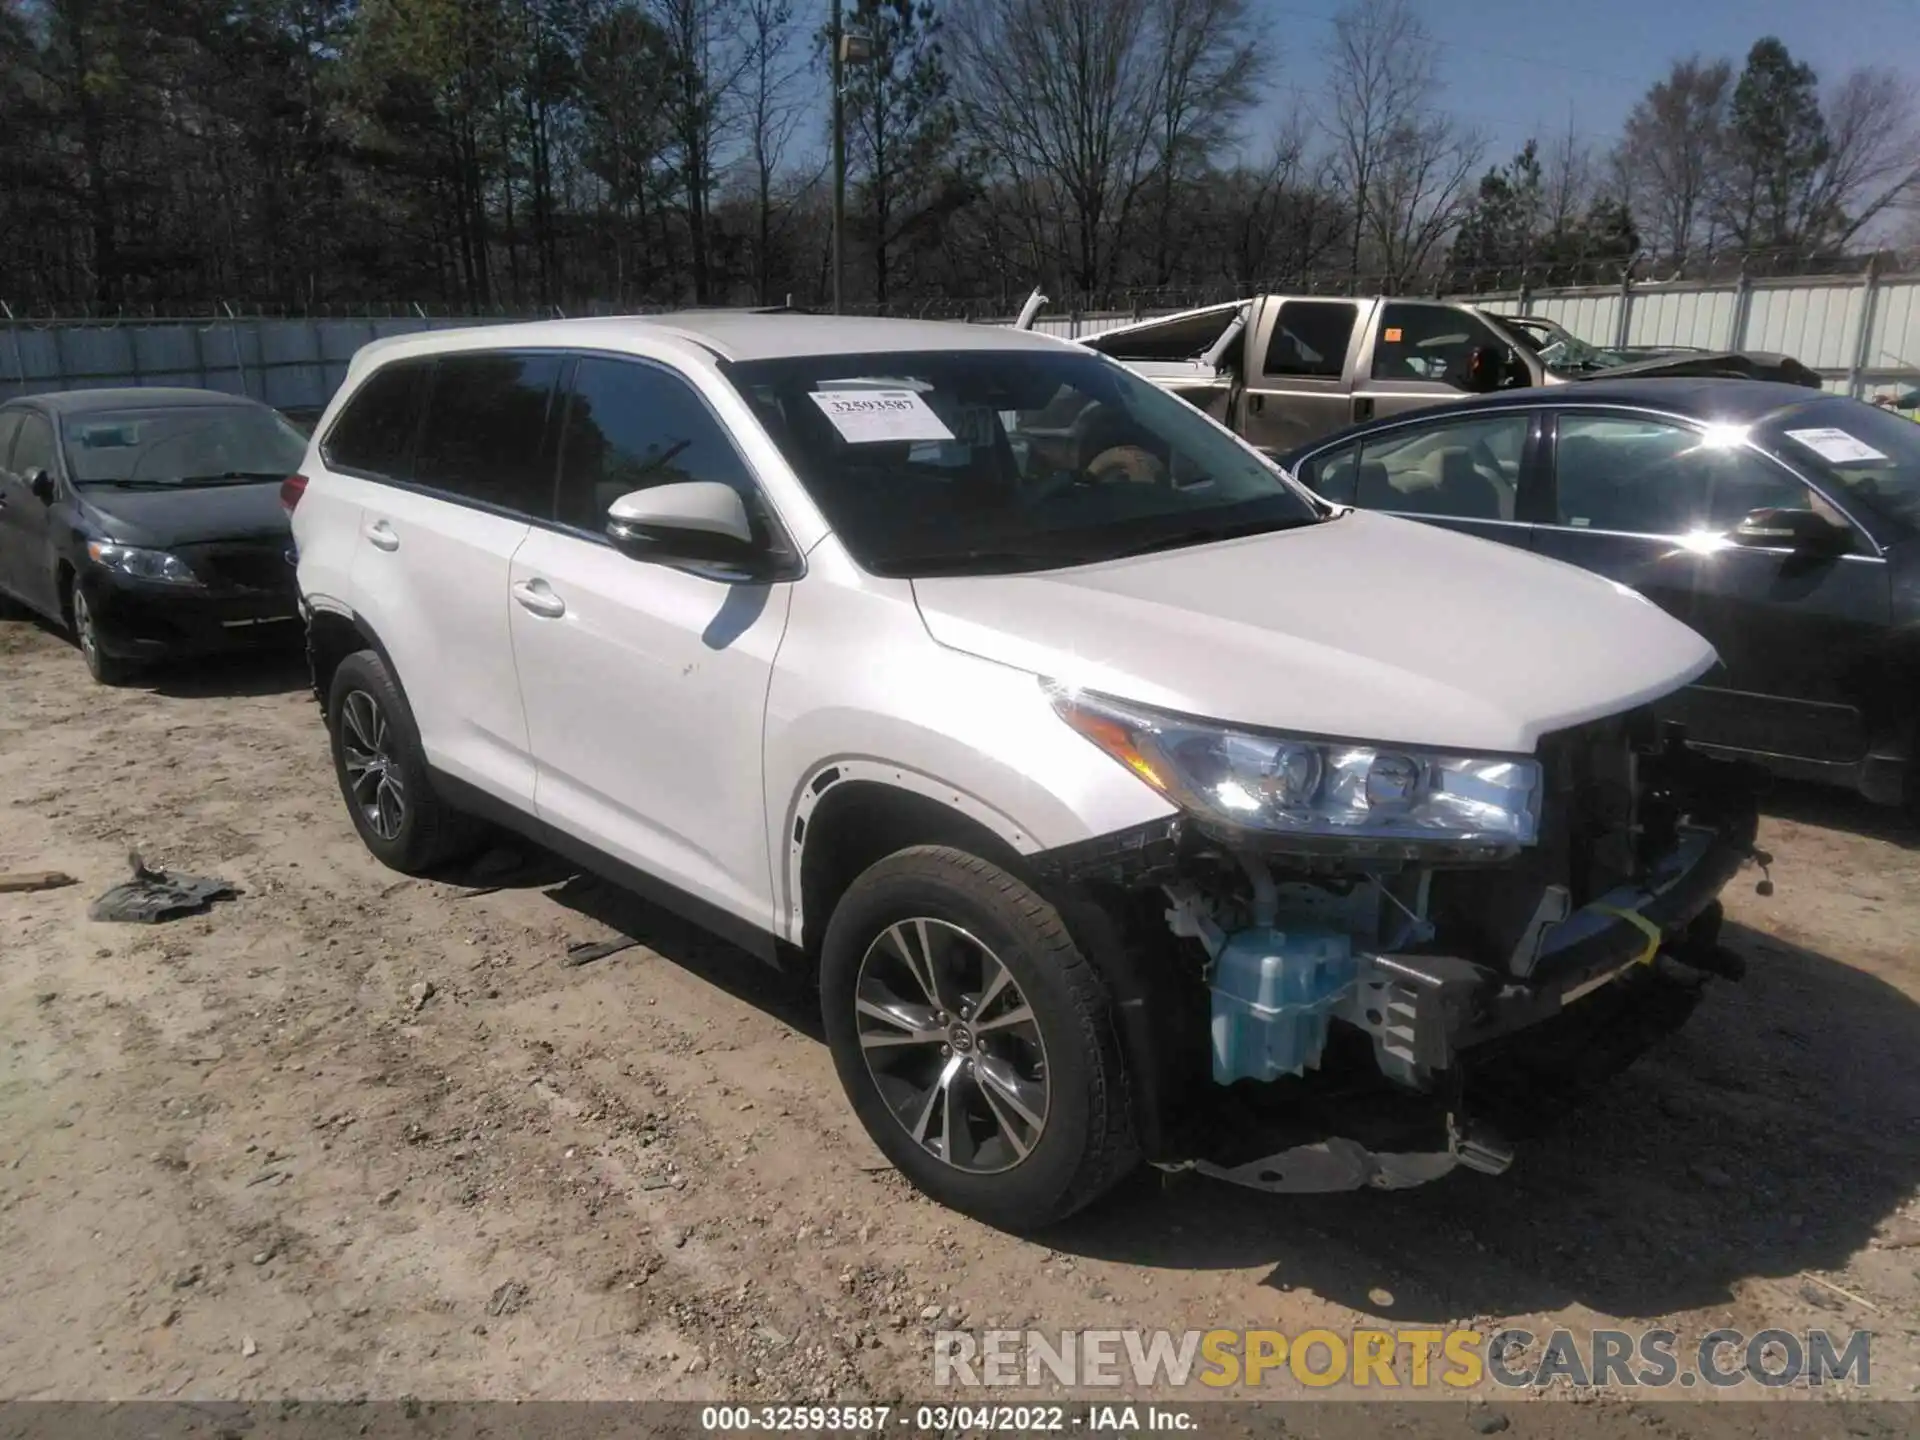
[321,359,432,479]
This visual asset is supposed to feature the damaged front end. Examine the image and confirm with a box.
[1033,693,1766,1194]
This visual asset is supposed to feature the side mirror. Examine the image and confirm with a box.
[26,468,54,504]
[1731,506,1851,556]
[1463,346,1508,394]
[606,481,768,578]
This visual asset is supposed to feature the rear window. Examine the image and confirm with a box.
[412,352,563,517]
[323,360,430,478]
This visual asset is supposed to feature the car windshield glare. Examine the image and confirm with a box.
[723,348,1322,576]
[1765,399,1920,533]
[63,406,308,487]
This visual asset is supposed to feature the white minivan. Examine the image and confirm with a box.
[289,313,1763,1227]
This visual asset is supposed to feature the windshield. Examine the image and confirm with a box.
[723,349,1323,576]
[1762,398,1920,534]
[62,405,308,488]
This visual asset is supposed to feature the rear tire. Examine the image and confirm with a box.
[820,845,1139,1230]
[326,649,484,874]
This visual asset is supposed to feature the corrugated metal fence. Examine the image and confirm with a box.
[0,312,500,419]
[8,268,1920,412]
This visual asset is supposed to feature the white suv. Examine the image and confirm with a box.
[290,313,1763,1227]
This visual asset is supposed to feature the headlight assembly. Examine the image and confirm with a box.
[1050,686,1541,852]
[86,541,201,586]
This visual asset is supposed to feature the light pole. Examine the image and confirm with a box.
[829,6,873,315]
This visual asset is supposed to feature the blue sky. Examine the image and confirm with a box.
[1251,0,1920,159]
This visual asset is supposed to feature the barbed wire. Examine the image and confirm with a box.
[5,245,1917,328]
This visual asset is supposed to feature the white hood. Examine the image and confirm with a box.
[911,510,1718,755]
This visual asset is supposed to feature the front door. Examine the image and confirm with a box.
[509,354,795,934]
[1533,409,1892,764]
[0,410,65,616]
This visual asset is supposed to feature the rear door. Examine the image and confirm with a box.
[1241,299,1364,453]
[1533,408,1891,764]
[343,350,564,807]
[1290,407,1541,552]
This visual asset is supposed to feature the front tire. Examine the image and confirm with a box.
[326,649,483,874]
[68,581,136,686]
[820,846,1139,1229]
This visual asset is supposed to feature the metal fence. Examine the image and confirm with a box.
[9,264,1920,411]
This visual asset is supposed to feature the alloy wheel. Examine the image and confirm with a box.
[72,588,99,669]
[340,689,407,842]
[854,918,1050,1174]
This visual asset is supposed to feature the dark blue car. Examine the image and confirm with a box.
[1280,377,1920,812]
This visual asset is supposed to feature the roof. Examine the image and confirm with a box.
[5,386,267,415]
[350,312,1072,371]
[1282,376,1847,460]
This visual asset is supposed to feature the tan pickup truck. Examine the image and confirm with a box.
[1030,294,1822,453]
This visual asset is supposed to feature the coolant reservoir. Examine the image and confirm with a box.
[1209,925,1357,1084]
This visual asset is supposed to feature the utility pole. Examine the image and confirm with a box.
[830,1,845,315]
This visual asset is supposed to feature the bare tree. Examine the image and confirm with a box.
[1614,56,1730,265]
[950,0,1160,296]
[1142,0,1267,286]
[1808,67,1920,248]
[652,0,754,303]
[1218,109,1343,288]
[1322,0,1466,285]
[1363,116,1483,289]
[739,0,808,303]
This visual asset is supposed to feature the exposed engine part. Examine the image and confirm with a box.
[1507,883,1571,978]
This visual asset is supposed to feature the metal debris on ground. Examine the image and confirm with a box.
[563,936,640,968]
[0,871,78,894]
[87,852,237,924]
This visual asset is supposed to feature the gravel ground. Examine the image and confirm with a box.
[1,611,1917,1434]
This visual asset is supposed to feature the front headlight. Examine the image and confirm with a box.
[86,541,201,586]
[1051,687,1541,851]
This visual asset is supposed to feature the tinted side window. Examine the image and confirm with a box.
[1339,415,1528,521]
[1263,301,1356,379]
[555,358,757,532]
[1296,441,1359,503]
[323,360,430,478]
[1370,304,1503,387]
[12,413,55,474]
[0,411,22,470]
[412,353,564,517]
[1554,414,1814,535]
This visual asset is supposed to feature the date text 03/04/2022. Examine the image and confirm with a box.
[698,1404,1199,1433]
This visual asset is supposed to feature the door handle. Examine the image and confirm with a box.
[512,579,566,619]
[363,520,399,552]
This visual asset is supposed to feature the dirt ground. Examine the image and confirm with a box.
[2,610,1918,1431]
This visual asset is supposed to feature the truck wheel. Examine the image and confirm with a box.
[326,649,484,874]
[819,845,1139,1229]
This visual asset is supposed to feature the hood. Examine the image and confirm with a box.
[1579,350,1823,387]
[76,482,291,548]
[911,510,1717,755]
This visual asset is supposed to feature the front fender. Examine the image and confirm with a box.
[763,554,1175,944]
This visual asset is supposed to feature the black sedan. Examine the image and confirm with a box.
[1279,377,1920,810]
[0,387,308,684]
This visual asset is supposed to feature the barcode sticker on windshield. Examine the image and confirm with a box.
[810,389,955,443]
[1785,427,1889,464]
